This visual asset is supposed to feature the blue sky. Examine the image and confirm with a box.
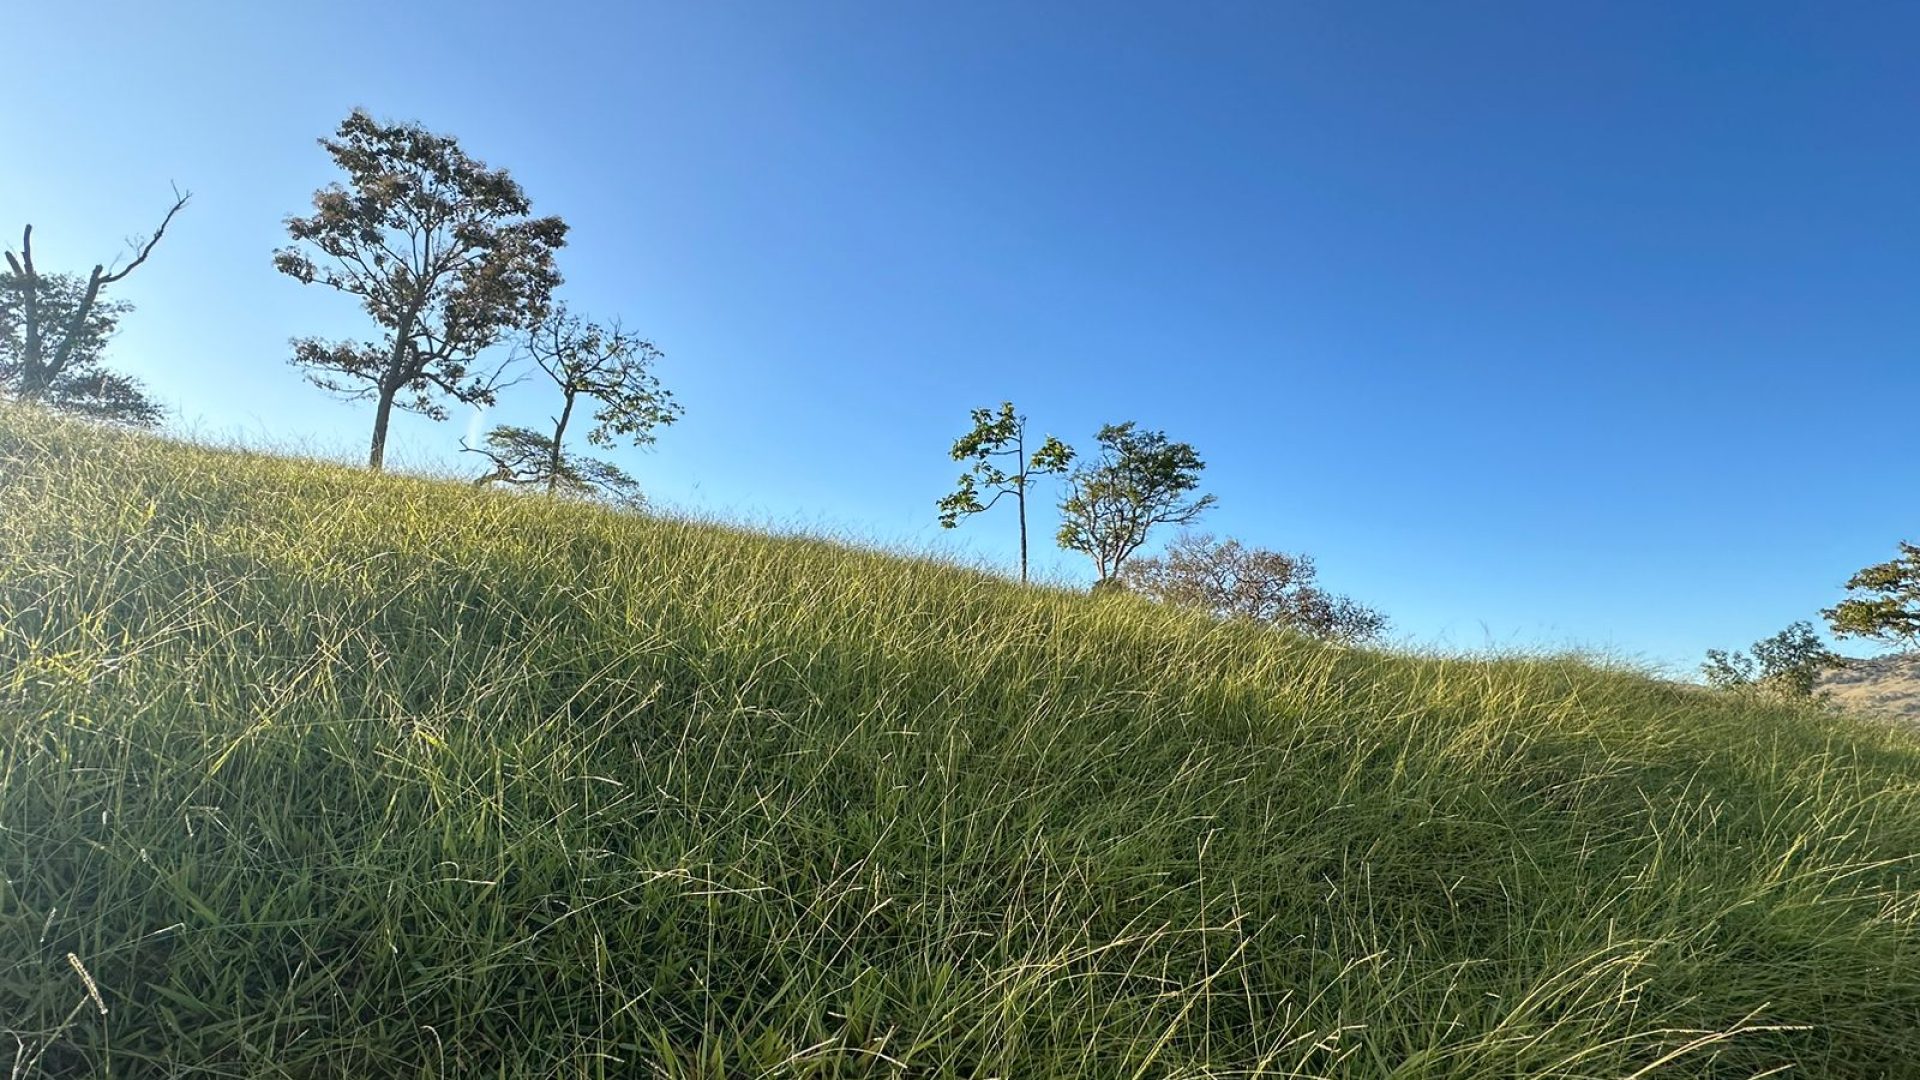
[6,1,1917,670]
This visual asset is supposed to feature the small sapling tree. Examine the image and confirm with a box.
[2,190,189,426]
[467,305,680,506]
[276,109,567,469]
[1057,421,1215,585]
[936,402,1074,582]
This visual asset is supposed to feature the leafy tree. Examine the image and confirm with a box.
[1825,542,1920,648]
[2,191,188,426]
[1120,533,1388,643]
[1056,422,1215,584]
[466,305,679,503]
[1701,621,1839,699]
[1700,648,1758,691]
[0,274,162,427]
[936,402,1074,583]
[275,109,568,469]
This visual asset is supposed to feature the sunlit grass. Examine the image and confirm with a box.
[4,404,1920,1077]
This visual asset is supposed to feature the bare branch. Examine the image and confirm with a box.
[96,187,191,286]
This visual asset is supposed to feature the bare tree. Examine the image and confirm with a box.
[1120,533,1388,643]
[276,109,567,469]
[2,190,188,425]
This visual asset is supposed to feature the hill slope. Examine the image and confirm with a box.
[4,406,1920,1078]
[1823,652,1920,726]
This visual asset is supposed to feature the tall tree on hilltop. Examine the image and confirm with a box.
[937,402,1074,583]
[2,190,188,426]
[1057,421,1215,586]
[275,109,568,469]
[1825,541,1920,649]
[466,304,681,505]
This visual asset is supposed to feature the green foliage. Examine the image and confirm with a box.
[508,303,680,497]
[1056,421,1215,583]
[1701,621,1839,699]
[529,305,679,450]
[8,406,1920,1077]
[1825,541,1920,647]
[0,270,125,387]
[276,109,568,468]
[936,401,1073,582]
[0,272,161,427]
[1700,647,1757,690]
[1121,532,1388,643]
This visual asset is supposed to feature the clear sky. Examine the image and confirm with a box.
[7,1,1917,671]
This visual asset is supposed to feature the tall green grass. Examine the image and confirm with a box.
[4,404,1920,1077]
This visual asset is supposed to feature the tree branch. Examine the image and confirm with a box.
[96,187,191,287]
[35,191,192,386]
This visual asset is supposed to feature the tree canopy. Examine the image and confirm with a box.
[467,425,647,508]
[1702,621,1839,699]
[1825,542,1920,648]
[1056,422,1214,584]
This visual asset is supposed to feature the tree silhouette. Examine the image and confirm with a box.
[276,110,567,469]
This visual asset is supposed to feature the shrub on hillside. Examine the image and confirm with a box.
[1702,620,1840,699]
[1119,532,1387,643]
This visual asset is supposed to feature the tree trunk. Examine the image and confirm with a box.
[1016,487,1029,584]
[368,388,396,470]
[369,335,416,472]
[12,229,45,398]
[43,269,106,387]
[548,390,577,496]
[1015,425,1028,584]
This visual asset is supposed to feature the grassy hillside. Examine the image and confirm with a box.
[5,406,1920,1078]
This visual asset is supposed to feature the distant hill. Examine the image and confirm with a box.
[1823,651,1920,725]
[6,403,1920,1078]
